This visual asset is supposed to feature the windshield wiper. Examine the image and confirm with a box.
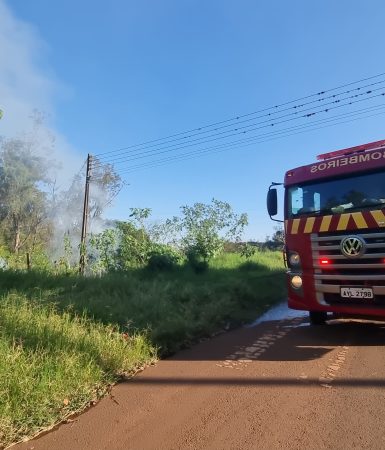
[334,200,385,213]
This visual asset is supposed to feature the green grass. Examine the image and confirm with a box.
[0,295,156,448]
[0,250,285,448]
[0,251,286,355]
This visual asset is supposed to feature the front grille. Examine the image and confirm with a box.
[311,230,385,307]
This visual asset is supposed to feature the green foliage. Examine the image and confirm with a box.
[147,253,177,272]
[2,248,52,272]
[0,141,252,277]
[0,121,254,281]
[240,243,257,259]
[264,226,285,251]
[129,207,152,225]
[148,216,181,246]
[85,201,250,274]
[186,248,209,273]
[0,137,52,254]
[115,220,151,269]
[87,208,179,273]
[110,208,153,269]
[0,251,284,355]
[147,243,182,272]
[177,199,248,262]
[89,228,118,272]
[63,233,73,263]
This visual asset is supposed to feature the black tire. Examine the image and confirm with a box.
[309,311,327,325]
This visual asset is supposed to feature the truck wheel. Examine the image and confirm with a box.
[309,311,327,325]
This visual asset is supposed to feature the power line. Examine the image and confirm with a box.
[94,72,385,159]
[123,109,385,174]
[91,90,385,168]
[96,79,385,163]
[76,159,87,176]
[112,103,385,174]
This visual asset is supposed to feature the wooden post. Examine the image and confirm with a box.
[79,154,92,274]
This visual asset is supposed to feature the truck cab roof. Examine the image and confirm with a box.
[285,139,385,186]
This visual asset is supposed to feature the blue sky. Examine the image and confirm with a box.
[1,0,385,240]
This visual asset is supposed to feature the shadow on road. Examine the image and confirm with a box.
[257,319,385,362]
[124,375,385,388]
[167,317,385,362]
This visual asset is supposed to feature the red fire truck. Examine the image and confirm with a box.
[267,139,385,324]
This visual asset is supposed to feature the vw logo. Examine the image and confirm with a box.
[340,236,366,258]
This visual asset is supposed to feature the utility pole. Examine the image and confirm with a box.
[79,154,92,274]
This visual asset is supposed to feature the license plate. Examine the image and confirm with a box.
[340,287,373,299]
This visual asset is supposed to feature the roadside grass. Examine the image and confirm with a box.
[0,251,285,448]
[0,251,286,355]
[0,295,156,449]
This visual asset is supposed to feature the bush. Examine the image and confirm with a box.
[147,244,181,272]
[147,254,176,271]
[240,243,257,259]
[186,249,209,273]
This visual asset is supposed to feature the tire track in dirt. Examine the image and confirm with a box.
[215,315,353,394]
[318,345,350,388]
[216,316,304,370]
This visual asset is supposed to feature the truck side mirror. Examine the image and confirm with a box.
[267,188,278,217]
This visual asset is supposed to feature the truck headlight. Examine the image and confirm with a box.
[289,252,301,266]
[291,275,303,289]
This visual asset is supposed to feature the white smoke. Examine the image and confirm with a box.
[0,1,100,265]
[0,0,83,187]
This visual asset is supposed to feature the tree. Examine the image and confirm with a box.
[272,226,284,248]
[89,228,118,272]
[0,137,51,253]
[89,157,123,220]
[55,158,123,235]
[264,226,285,251]
[114,208,153,268]
[177,199,248,262]
[50,157,123,267]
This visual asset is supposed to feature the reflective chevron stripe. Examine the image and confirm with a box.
[286,209,383,234]
[291,219,300,234]
[337,213,350,231]
[351,212,368,228]
[371,210,385,227]
[304,217,316,233]
[319,215,332,232]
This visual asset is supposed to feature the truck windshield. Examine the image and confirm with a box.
[287,169,385,218]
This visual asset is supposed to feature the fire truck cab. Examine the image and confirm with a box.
[267,139,385,324]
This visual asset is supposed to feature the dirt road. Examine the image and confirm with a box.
[16,305,385,450]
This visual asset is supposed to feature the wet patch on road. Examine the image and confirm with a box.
[216,315,305,369]
[248,302,308,327]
